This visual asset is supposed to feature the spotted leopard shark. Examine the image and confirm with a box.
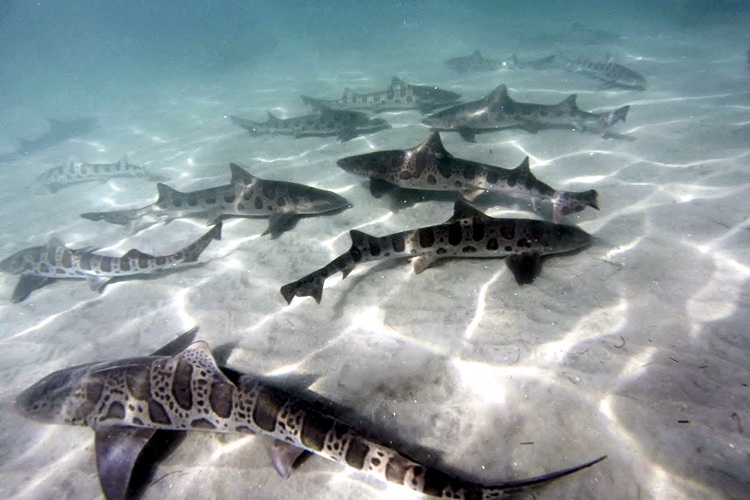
[0,222,221,302]
[15,328,606,500]
[423,84,630,142]
[80,163,350,237]
[557,52,647,90]
[281,201,591,304]
[337,131,598,223]
[444,50,504,73]
[230,107,390,142]
[301,77,461,114]
[35,155,166,193]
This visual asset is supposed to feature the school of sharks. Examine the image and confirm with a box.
[1,31,662,499]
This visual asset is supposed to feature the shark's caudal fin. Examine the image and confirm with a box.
[551,189,599,223]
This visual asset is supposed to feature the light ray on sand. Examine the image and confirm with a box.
[462,268,505,340]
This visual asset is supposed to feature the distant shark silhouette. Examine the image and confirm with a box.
[0,117,98,163]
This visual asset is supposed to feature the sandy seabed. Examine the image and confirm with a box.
[0,19,748,500]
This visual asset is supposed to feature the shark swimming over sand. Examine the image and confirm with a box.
[422,84,630,142]
[504,54,557,70]
[35,155,166,193]
[0,117,98,163]
[444,50,503,73]
[230,108,390,142]
[557,52,647,90]
[281,201,591,304]
[15,328,606,500]
[336,132,598,223]
[0,222,221,302]
[81,163,350,237]
[301,77,461,114]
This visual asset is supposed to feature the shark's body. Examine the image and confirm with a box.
[301,77,461,114]
[423,84,630,142]
[0,222,221,302]
[505,54,557,70]
[281,202,591,304]
[337,132,598,222]
[81,163,350,237]
[230,108,390,142]
[15,329,605,500]
[444,50,503,73]
[0,117,98,163]
[558,53,647,90]
[35,156,164,193]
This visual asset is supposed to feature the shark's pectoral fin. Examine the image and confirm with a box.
[264,438,308,479]
[85,275,111,292]
[263,213,298,238]
[95,425,158,500]
[457,127,476,142]
[12,275,54,302]
[505,251,542,285]
[412,254,439,274]
[368,178,394,198]
[458,187,486,201]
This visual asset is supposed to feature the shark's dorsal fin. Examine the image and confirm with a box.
[67,155,80,166]
[487,84,509,103]
[156,183,182,203]
[472,50,482,59]
[515,156,531,174]
[172,341,231,385]
[342,88,352,99]
[446,201,490,223]
[390,76,405,87]
[422,131,449,157]
[266,111,280,121]
[122,249,151,260]
[558,94,577,110]
[229,163,258,184]
[151,327,200,356]
[118,154,128,167]
[47,235,66,247]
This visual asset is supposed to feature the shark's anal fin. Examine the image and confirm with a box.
[368,178,395,198]
[457,127,477,142]
[12,275,54,303]
[85,274,111,292]
[505,251,542,284]
[95,425,157,500]
[264,438,308,479]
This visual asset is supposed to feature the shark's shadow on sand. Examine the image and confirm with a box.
[0,117,98,163]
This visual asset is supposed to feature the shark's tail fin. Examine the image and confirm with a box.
[551,189,599,223]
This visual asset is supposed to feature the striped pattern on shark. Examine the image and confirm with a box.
[230,107,390,142]
[80,163,350,237]
[336,132,598,223]
[423,84,630,142]
[281,201,591,304]
[444,50,504,73]
[0,222,221,302]
[15,329,606,500]
[557,52,647,90]
[301,77,461,114]
[35,155,165,193]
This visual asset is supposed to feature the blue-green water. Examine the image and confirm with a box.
[0,1,748,499]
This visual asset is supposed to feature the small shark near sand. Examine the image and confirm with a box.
[15,328,606,500]
[35,156,166,193]
[81,163,350,237]
[230,107,390,142]
[0,222,221,302]
[444,50,503,73]
[505,54,557,70]
[337,132,598,223]
[301,77,461,114]
[423,84,630,142]
[557,52,647,90]
[0,117,98,163]
[281,201,591,304]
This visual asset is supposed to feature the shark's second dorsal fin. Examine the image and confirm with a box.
[47,235,66,248]
[342,88,352,100]
[472,49,482,59]
[446,201,490,223]
[156,183,183,204]
[122,249,152,260]
[151,327,200,356]
[229,163,258,185]
[558,94,578,110]
[266,111,280,122]
[172,341,233,386]
[390,76,405,87]
[68,155,80,166]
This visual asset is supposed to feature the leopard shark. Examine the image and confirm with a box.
[230,107,390,142]
[35,155,166,193]
[444,50,503,73]
[504,54,557,70]
[422,84,630,142]
[336,131,598,223]
[557,52,647,90]
[0,222,221,302]
[80,163,350,237]
[15,328,606,500]
[281,201,591,304]
[300,77,461,114]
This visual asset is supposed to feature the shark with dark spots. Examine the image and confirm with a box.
[423,84,630,142]
[15,328,606,500]
[0,222,221,302]
[230,107,390,142]
[557,52,647,90]
[336,132,598,223]
[301,77,461,114]
[35,156,166,193]
[0,117,98,163]
[281,201,591,304]
[81,163,350,237]
[444,50,503,73]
